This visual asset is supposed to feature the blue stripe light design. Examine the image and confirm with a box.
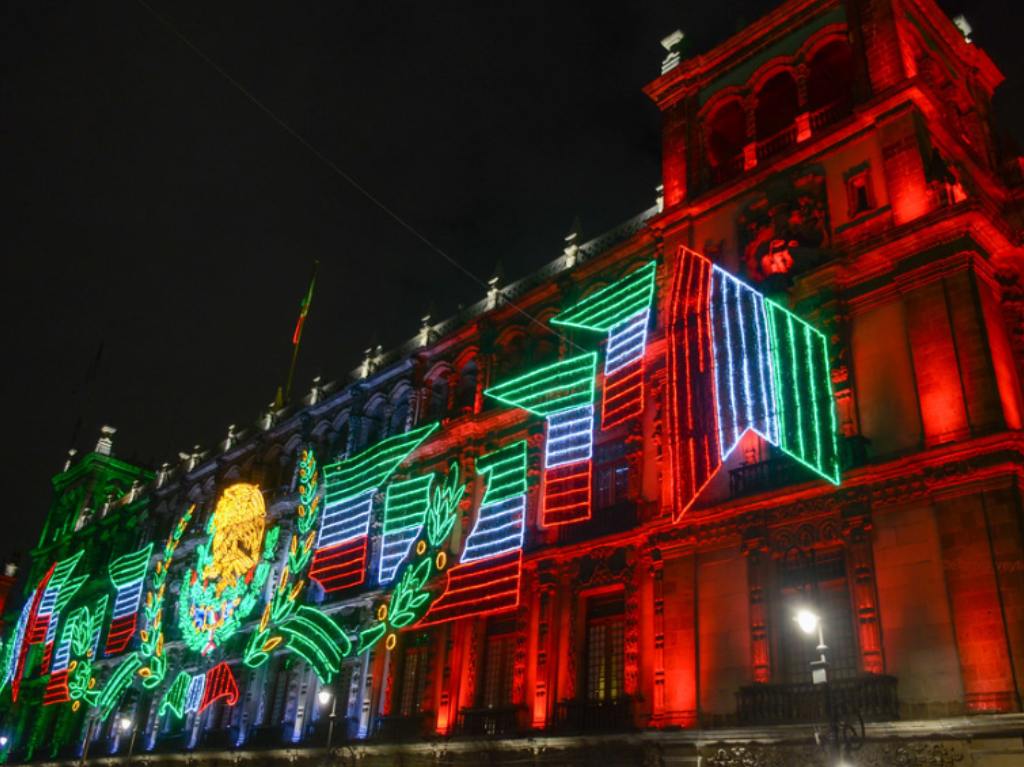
[460,441,528,563]
[378,475,433,585]
[461,496,526,563]
[605,309,650,375]
[544,405,594,468]
[709,266,779,458]
[112,581,145,621]
[316,489,375,550]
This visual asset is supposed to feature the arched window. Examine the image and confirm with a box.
[455,359,478,415]
[706,99,747,182]
[807,39,854,124]
[426,370,450,423]
[388,386,412,435]
[362,397,385,449]
[755,71,799,159]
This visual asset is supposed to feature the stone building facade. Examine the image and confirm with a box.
[3,0,1024,765]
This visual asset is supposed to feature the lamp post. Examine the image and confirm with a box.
[318,688,338,751]
[79,717,96,765]
[119,716,138,759]
[795,608,839,761]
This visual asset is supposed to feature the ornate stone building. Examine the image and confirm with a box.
[3,1,1024,765]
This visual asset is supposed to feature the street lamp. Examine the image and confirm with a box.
[0,736,7,748]
[318,688,338,750]
[118,716,138,758]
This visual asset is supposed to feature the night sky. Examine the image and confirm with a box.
[2,0,1021,564]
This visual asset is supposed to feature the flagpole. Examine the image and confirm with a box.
[284,260,319,405]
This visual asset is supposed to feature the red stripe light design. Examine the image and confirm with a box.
[541,461,592,527]
[308,537,368,593]
[199,661,239,713]
[419,551,521,626]
[104,614,138,656]
[667,247,722,521]
[42,669,69,706]
[602,356,645,428]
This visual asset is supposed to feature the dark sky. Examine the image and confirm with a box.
[2,0,1020,563]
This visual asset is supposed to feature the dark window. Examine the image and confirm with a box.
[585,594,625,702]
[845,167,876,218]
[595,441,630,510]
[481,616,516,709]
[778,549,859,684]
[398,643,430,717]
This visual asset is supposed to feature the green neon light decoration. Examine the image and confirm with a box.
[477,441,528,506]
[764,299,841,484]
[108,544,153,588]
[551,260,657,332]
[64,595,108,711]
[160,671,191,719]
[92,653,142,721]
[245,449,322,670]
[322,422,439,502]
[278,606,352,684]
[138,505,194,689]
[484,353,597,416]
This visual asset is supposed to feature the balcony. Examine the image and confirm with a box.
[455,705,528,737]
[730,457,815,498]
[702,98,853,195]
[737,674,899,726]
[556,500,638,546]
[554,696,635,733]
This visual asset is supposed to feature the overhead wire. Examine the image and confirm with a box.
[132,0,586,353]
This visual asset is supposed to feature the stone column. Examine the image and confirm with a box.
[743,529,773,684]
[743,96,759,171]
[843,504,885,675]
[649,549,667,721]
[795,62,812,142]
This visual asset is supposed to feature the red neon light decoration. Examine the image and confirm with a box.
[104,615,138,657]
[667,248,722,520]
[541,461,592,527]
[602,355,645,428]
[419,550,521,627]
[198,661,239,713]
[308,537,368,594]
[42,669,69,706]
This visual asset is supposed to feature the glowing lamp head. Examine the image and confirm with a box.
[0,736,8,747]
[317,689,333,706]
[795,609,820,635]
[119,717,132,732]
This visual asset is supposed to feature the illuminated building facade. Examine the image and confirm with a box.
[4,0,1024,764]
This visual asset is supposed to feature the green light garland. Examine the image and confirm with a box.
[244,449,321,669]
[484,353,597,417]
[551,260,657,332]
[138,505,195,689]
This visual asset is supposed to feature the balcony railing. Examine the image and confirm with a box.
[702,97,853,194]
[730,457,815,498]
[556,500,637,546]
[810,99,852,133]
[455,705,528,737]
[554,696,635,733]
[372,711,433,741]
[756,124,798,164]
[737,674,899,726]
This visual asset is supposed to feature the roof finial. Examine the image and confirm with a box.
[660,30,685,74]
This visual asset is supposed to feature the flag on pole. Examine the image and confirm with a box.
[292,263,319,346]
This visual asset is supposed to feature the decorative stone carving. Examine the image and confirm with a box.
[701,743,792,767]
[861,741,965,766]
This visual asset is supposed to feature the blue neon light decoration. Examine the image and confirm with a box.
[709,265,779,458]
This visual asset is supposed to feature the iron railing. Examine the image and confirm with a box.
[737,674,898,725]
[455,705,528,737]
[554,696,635,733]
